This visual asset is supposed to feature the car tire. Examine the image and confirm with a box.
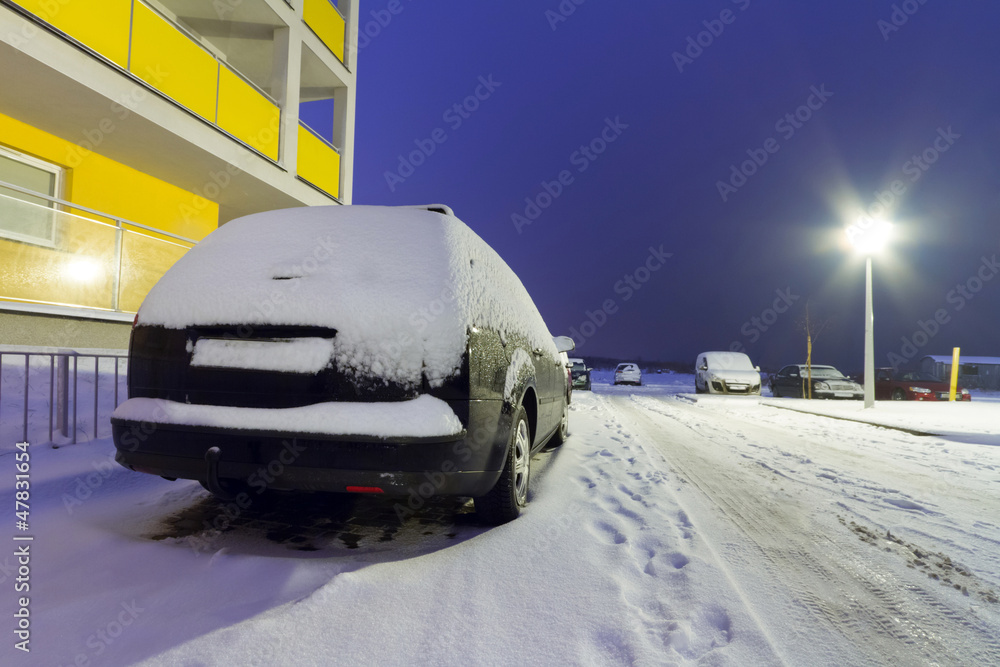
[475,405,531,525]
[548,402,569,448]
[892,388,906,401]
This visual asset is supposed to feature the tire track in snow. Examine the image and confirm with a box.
[641,394,1000,586]
[609,394,1000,666]
[570,393,789,665]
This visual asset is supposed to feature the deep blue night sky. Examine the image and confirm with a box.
[348,0,1000,372]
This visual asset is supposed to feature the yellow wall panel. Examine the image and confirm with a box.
[0,113,216,240]
[0,113,211,311]
[129,2,218,121]
[13,0,132,68]
[303,0,346,63]
[297,125,340,199]
[217,66,280,161]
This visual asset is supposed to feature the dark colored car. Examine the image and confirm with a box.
[111,204,573,524]
[769,364,863,399]
[874,368,971,401]
[569,358,591,390]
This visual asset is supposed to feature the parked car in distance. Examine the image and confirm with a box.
[694,351,761,395]
[874,367,971,401]
[769,364,863,399]
[111,204,573,525]
[614,362,642,386]
[569,358,592,390]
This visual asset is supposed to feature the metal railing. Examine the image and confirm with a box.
[0,349,127,446]
[0,181,196,315]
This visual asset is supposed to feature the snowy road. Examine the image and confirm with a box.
[605,390,1000,665]
[4,375,999,665]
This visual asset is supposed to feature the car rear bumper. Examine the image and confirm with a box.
[900,392,972,401]
[111,400,510,498]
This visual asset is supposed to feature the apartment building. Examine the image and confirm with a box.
[0,0,358,348]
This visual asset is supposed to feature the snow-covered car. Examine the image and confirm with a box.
[694,351,761,395]
[874,368,971,401]
[569,358,591,390]
[111,205,573,524]
[614,363,642,386]
[769,364,863,399]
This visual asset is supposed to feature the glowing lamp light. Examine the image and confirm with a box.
[62,257,104,282]
[844,215,894,409]
[846,216,892,255]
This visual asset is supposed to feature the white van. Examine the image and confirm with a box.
[695,351,761,395]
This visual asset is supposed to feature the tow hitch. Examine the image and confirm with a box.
[204,447,236,500]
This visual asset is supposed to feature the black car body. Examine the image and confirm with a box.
[112,205,571,523]
[569,358,591,390]
[769,364,863,399]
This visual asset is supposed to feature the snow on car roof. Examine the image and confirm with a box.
[137,205,558,387]
[701,351,756,371]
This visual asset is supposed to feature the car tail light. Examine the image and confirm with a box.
[132,312,139,329]
[346,486,384,494]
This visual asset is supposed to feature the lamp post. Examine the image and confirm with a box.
[846,217,892,409]
[863,254,875,408]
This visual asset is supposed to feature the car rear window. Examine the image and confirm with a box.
[136,206,560,389]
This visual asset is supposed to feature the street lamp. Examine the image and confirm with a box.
[846,216,892,409]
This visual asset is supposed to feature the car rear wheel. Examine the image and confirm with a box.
[892,388,906,401]
[475,405,531,524]
[548,402,569,448]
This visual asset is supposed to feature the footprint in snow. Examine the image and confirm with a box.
[676,510,695,540]
[669,552,690,569]
[884,497,929,513]
[587,520,628,545]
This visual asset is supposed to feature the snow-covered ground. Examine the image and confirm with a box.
[3,372,999,665]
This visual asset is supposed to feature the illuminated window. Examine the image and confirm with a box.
[0,146,63,247]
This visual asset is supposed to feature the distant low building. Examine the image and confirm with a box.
[920,355,1000,390]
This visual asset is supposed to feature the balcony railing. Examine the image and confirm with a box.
[10,0,345,197]
[0,181,195,315]
[11,0,284,161]
[297,121,341,199]
[303,0,347,64]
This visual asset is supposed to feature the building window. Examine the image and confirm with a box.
[0,146,63,247]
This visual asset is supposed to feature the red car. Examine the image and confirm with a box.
[874,368,971,401]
